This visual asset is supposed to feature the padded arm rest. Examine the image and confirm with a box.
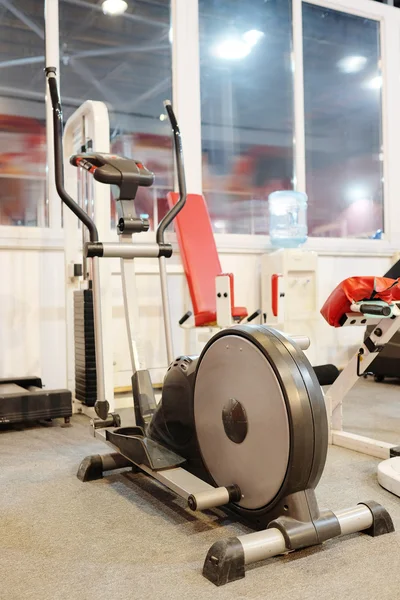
[321,276,400,327]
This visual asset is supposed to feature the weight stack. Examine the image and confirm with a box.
[74,289,97,406]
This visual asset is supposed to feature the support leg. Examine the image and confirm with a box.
[202,503,394,586]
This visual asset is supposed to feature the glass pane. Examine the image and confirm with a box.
[199,0,294,234]
[60,0,173,230]
[0,2,47,227]
[303,4,383,238]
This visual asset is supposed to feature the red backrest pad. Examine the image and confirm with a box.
[167,192,223,326]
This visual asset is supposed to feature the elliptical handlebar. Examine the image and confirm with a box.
[156,100,187,245]
[46,73,185,248]
[45,66,99,243]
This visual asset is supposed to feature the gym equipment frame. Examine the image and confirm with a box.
[325,301,400,460]
[46,65,394,585]
[0,377,71,425]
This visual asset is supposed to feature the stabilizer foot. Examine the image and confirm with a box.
[77,454,104,481]
[77,452,135,482]
[358,501,395,536]
[202,538,245,586]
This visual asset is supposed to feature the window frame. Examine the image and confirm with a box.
[296,0,400,255]
[191,0,400,255]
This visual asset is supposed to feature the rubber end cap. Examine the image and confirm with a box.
[187,495,197,511]
[358,501,395,536]
[313,364,340,386]
[77,455,104,482]
[95,400,110,421]
[202,537,245,586]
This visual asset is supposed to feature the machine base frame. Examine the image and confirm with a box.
[77,427,394,586]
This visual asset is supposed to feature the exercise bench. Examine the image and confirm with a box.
[167,192,260,328]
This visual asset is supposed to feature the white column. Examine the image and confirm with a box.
[292,0,306,193]
[171,0,202,195]
[44,0,61,229]
[380,15,400,246]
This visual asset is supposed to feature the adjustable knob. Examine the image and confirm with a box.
[117,217,150,234]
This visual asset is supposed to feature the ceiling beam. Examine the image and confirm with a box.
[65,42,169,60]
[0,55,44,69]
[0,43,169,69]
[125,76,170,110]
[0,84,164,115]
[0,85,82,106]
[0,0,44,39]
[0,84,168,119]
[68,57,120,107]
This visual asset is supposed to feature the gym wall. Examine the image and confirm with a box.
[0,238,392,391]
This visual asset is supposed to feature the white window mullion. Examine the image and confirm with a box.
[292,0,306,194]
[171,0,202,195]
[380,14,400,246]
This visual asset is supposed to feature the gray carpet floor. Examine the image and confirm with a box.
[344,377,400,444]
[1,379,400,600]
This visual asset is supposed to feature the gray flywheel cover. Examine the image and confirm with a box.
[194,334,291,510]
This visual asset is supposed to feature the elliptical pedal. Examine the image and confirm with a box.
[106,427,187,471]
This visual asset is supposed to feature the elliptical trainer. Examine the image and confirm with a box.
[45,67,394,587]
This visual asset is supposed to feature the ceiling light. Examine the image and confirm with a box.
[366,75,382,90]
[337,55,367,73]
[212,28,264,61]
[242,29,264,47]
[213,220,226,230]
[212,38,251,60]
[346,184,369,203]
[102,0,128,16]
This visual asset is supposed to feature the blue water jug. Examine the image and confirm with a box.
[268,190,308,248]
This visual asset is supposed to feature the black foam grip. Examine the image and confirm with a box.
[165,103,178,129]
[360,304,391,316]
[179,310,192,325]
[156,102,187,244]
[46,72,99,243]
[247,309,261,322]
[47,72,60,107]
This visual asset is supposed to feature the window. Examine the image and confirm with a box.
[199,0,294,234]
[59,0,173,229]
[0,0,390,239]
[302,3,383,238]
[0,1,47,227]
